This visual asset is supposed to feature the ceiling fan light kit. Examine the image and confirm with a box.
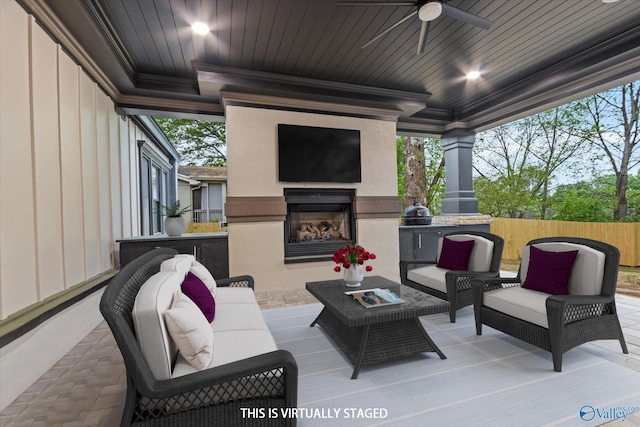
[338,1,493,55]
[418,1,443,21]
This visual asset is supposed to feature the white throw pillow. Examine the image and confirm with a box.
[164,291,213,371]
[190,260,217,297]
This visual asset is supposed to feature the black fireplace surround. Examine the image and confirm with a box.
[284,188,356,263]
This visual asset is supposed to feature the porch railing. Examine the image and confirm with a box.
[192,209,224,223]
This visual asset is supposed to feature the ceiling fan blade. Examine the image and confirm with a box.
[441,3,493,30]
[361,10,418,49]
[417,21,430,55]
[337,2,416,6]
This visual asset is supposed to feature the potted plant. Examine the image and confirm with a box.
[157,201,192,236]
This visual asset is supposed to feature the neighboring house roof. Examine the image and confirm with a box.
[177,174,200,185]
[178,166,227,181]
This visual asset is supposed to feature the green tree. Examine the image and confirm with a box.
[396,135,445,214]
[550,180,614,222]
[533,104,591,218]
[584,82,640,221]
[155,117,227,166]
[474,103,589,218]
[474,167,542,217]
[423,138,445,215]
[402,136,427,210]
[396,136,405,202]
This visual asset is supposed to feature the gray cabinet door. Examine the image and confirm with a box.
[414,230,443,261]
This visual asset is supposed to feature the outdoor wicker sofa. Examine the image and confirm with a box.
[473,236,629,372]
[400,230,504,322]
[100,247,298,426]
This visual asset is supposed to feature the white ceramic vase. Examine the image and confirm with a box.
[164,216,186,237]
[343,264,364,287]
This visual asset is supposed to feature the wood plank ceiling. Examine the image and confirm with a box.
[30,0,640,134]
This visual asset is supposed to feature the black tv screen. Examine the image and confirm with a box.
[277,124,361,183]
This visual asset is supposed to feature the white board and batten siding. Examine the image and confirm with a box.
[0,0,149,320]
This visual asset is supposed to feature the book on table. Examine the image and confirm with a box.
[345,288,405,308]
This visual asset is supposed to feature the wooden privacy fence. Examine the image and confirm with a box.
[490,218,640,267]
[184,222,228,234]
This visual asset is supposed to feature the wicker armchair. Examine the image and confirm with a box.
[100,248,298,426]
[400,231,504,322]
[473,237,628,372]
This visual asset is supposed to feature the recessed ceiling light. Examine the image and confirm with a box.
[191,22,210,35]
[466,71,481,80]
[602,0,619,3]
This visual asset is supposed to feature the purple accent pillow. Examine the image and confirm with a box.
[436,237,475,271]
[522,245,579,295]
[181,271,216,322]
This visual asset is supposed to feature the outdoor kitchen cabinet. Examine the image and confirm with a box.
[117,233,229,279]
[399,225,450,262]
[399,224,491,263]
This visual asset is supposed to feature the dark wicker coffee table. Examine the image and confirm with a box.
[306,276,450,379]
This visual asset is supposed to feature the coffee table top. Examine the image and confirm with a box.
[306,276,449,327]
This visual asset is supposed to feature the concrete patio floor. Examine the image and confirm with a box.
[0,291,638,427]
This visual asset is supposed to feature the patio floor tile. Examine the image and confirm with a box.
[0,290,637,426]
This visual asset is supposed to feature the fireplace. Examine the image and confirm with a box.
[284,188,356,263]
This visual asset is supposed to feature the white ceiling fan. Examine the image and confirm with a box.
[337,1,493,55]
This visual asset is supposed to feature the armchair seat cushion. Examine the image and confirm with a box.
[407,266,448,293]
[483,286,551,328]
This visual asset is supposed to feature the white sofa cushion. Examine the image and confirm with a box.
[521,242,605,296]
[215,287,259,304]
[483,286,551,328]
[161,254,195,277]
[169,329,280,414]
[132,271,183,380]
[190,260,217,297]
[161,255,217,296]
[211,303,269,333]
[437,234,494,272]
[164,291,214,370]
[135,255,274,381]
[172,329,278,378]
[407,266,448,293]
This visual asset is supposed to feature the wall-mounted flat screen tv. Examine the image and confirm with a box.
[278,124,361,183]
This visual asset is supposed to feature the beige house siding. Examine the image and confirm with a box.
[177,178,194,222]
[178,167,228,224]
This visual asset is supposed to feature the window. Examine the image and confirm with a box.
[140,151,171,236]
[141,156,151,234]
